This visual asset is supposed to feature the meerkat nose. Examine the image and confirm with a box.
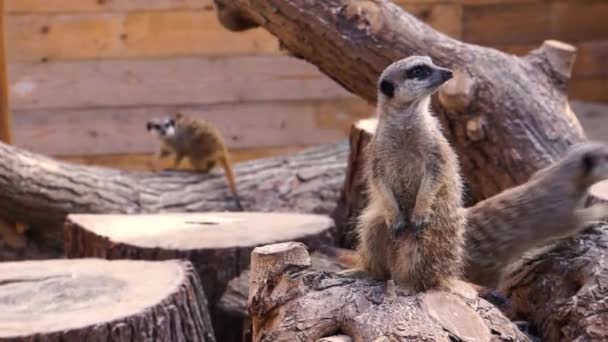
[441,70,453,81]
[146,122,154,131]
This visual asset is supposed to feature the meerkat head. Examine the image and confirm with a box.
[377,56,453,107]
[568,141,608,185]
[146,116,177,138]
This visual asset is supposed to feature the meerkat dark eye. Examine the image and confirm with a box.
[407,65,432,79]
[582,154,595,174]
[168,119,175,127]
[379,79,395,98]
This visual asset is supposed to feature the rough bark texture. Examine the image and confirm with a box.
[0,258,215,341]
[217,247,349,318]
[247,242,531,342]
[215,247,350,341]
[503,223,608,342]
[332,119,376,249]
[64,212,335,306]
[217,0,585,204]
[0,141,347,254]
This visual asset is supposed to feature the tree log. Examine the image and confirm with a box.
[216,246,350,341]
[64,212,335,306]
[0,141,347,254]
[247,242,530,341]
[218,0,585,203]
[503,223,608,341]
[332,119,375,248]
[0,258,215,341]
[586,179,608,207]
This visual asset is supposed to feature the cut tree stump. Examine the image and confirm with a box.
[586,179,608,207]
[216,246,350,341]
[64,212,335,306]
[0,258,215,341]
[247,242,530,341]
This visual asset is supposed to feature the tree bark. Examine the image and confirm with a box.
[0,141,347,254]
[216,0,585,203]
[64,212,335,306]
[332,119,375,249]
[247,242,531,341]
[503,223,608,342]
[215,246,351,341]
[0,258,216,341]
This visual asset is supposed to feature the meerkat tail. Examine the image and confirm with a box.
[219,153,243,210]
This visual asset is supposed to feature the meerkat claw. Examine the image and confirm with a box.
[410,215,429,234]
[391,214,408,238]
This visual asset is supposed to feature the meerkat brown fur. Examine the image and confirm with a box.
[465,141,608,289]
[146,112,243,210]
[343,56,466,292]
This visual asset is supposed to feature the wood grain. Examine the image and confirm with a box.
[12,99,373,155]
[463,1,608,45]
[8,56,355,110]
[7,10,281,62]
[6,0,213,14]
[59,147,306,171]
[0,0,10,143]
[397,2,463,38]
[569,78,608,103]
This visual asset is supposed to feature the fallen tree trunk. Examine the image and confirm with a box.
[0,258,216,341]
[247,242,530,341]
[504,223,608,341]
[216,0,585,203]
[0,141,347,253]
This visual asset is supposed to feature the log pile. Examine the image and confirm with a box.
[0,0,606,341]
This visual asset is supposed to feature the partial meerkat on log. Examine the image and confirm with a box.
[0,258,216,342]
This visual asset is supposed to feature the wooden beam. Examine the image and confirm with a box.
[8,56,354,110]
[0,0,10,143]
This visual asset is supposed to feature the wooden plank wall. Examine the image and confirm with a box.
[4,0,608,170]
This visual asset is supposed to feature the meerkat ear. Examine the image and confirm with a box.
[379,79,395,98]
[174,112,183,120]
[582,153,595,174]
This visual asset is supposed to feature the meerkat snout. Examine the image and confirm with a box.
[146,118,176,137]
[378,56,453,105]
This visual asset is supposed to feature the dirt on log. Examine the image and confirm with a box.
[64,212,335,306]
[0,258,216,341]
[216,0,585,203]
[247,242,531,341]
[0,141,347,254]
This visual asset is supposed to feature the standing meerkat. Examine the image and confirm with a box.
[146,112,243,210]
[465,141,608,289]
[341,56,466,292]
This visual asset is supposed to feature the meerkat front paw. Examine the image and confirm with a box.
[390,214,408,238]
[410,213,431,234]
